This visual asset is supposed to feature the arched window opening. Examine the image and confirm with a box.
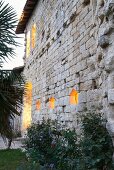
[26,31,30,58]
[32,24,36,49]
[24,82,32,104]
[22,82,32,131]
[49,97,55,109]
[36,100,41,110]
[70,89,79,105]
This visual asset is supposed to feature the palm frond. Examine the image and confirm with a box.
[0,69,25,143]
[0,0,18,66]
[0,0,25,147]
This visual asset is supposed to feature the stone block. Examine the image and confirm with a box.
[108,74,114,89]
[63,96,69,105]
[108,89,114,104]
[106,121,114,137]
[87,89,102,102]
[86,37,94,48]
[98,35,109,48]
[105,52,114,72]
[79,91,87,103]
[77,103,87,112]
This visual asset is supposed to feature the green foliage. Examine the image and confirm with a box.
[80,113,114,170]
[0,0,25,146]
[25,114,114,170]
[0,0,18,66]
[56,129,81,170]
[25,120,80,170]
[0,69,24,146]
[16,161,41,170]
[0,149,26,170]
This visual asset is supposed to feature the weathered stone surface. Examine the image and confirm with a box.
[105,52,114,71]
[82,0,90,5]
[19,0,114,136]
[104,0,114,16]
[79,91,87,103]
[98,35,109,48]
[108,89,114,104]
[108,74,114,89]
[106,121,114,137]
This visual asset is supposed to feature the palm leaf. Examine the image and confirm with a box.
[0,0,25,147]
[0,69,25,145]
[0,0,18,67]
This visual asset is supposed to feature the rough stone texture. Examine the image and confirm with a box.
[0,137,23,150]
[108,89,114,104]
[22,0,114,136]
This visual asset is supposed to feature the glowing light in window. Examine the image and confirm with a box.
[26,31,30,57]
[32,24,36,49]
[49,97,55,109]
[70,89,79,105]
[22,82,32,131]
[36,100,41,110]
[24,82,32,105]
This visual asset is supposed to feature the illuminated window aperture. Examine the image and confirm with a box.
[22,82,32,131]
[26,31,30,57]
[32,24,36,49]
[70,89,79,105]
[36,100,41,111]
[49,97,55,109]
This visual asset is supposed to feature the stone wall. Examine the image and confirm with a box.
[23,0,114,134]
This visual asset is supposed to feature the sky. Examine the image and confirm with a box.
[3,0,26,69]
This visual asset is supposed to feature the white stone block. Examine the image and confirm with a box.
[106,121,114,137]
[105,52,114,71]
[79,91,87,103]
[108,89,114,104]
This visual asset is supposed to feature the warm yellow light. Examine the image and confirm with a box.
[36,100,41,110]
[70,89,79,105]
[25,82,32,90]
[22,103,32,130]
[49,97,55,109]
[22,82,32,131]
[24,82,32,105]
[26,31,30,57]
[32,24,36,49]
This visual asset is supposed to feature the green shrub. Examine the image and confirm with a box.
[16,161,41,170]
[24,120,80,170]
[55,129,81,170]
[24,114,114,170]
[80,113,114,170]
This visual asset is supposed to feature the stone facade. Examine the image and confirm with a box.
[21,0,114,137]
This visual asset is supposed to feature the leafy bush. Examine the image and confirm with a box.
[80,113,114,170]
[24,120,80,170]
[55,129,81,170]
[16,161,41,170]
[24,114,114,170]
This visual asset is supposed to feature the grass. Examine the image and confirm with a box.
[0,149,26,170]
